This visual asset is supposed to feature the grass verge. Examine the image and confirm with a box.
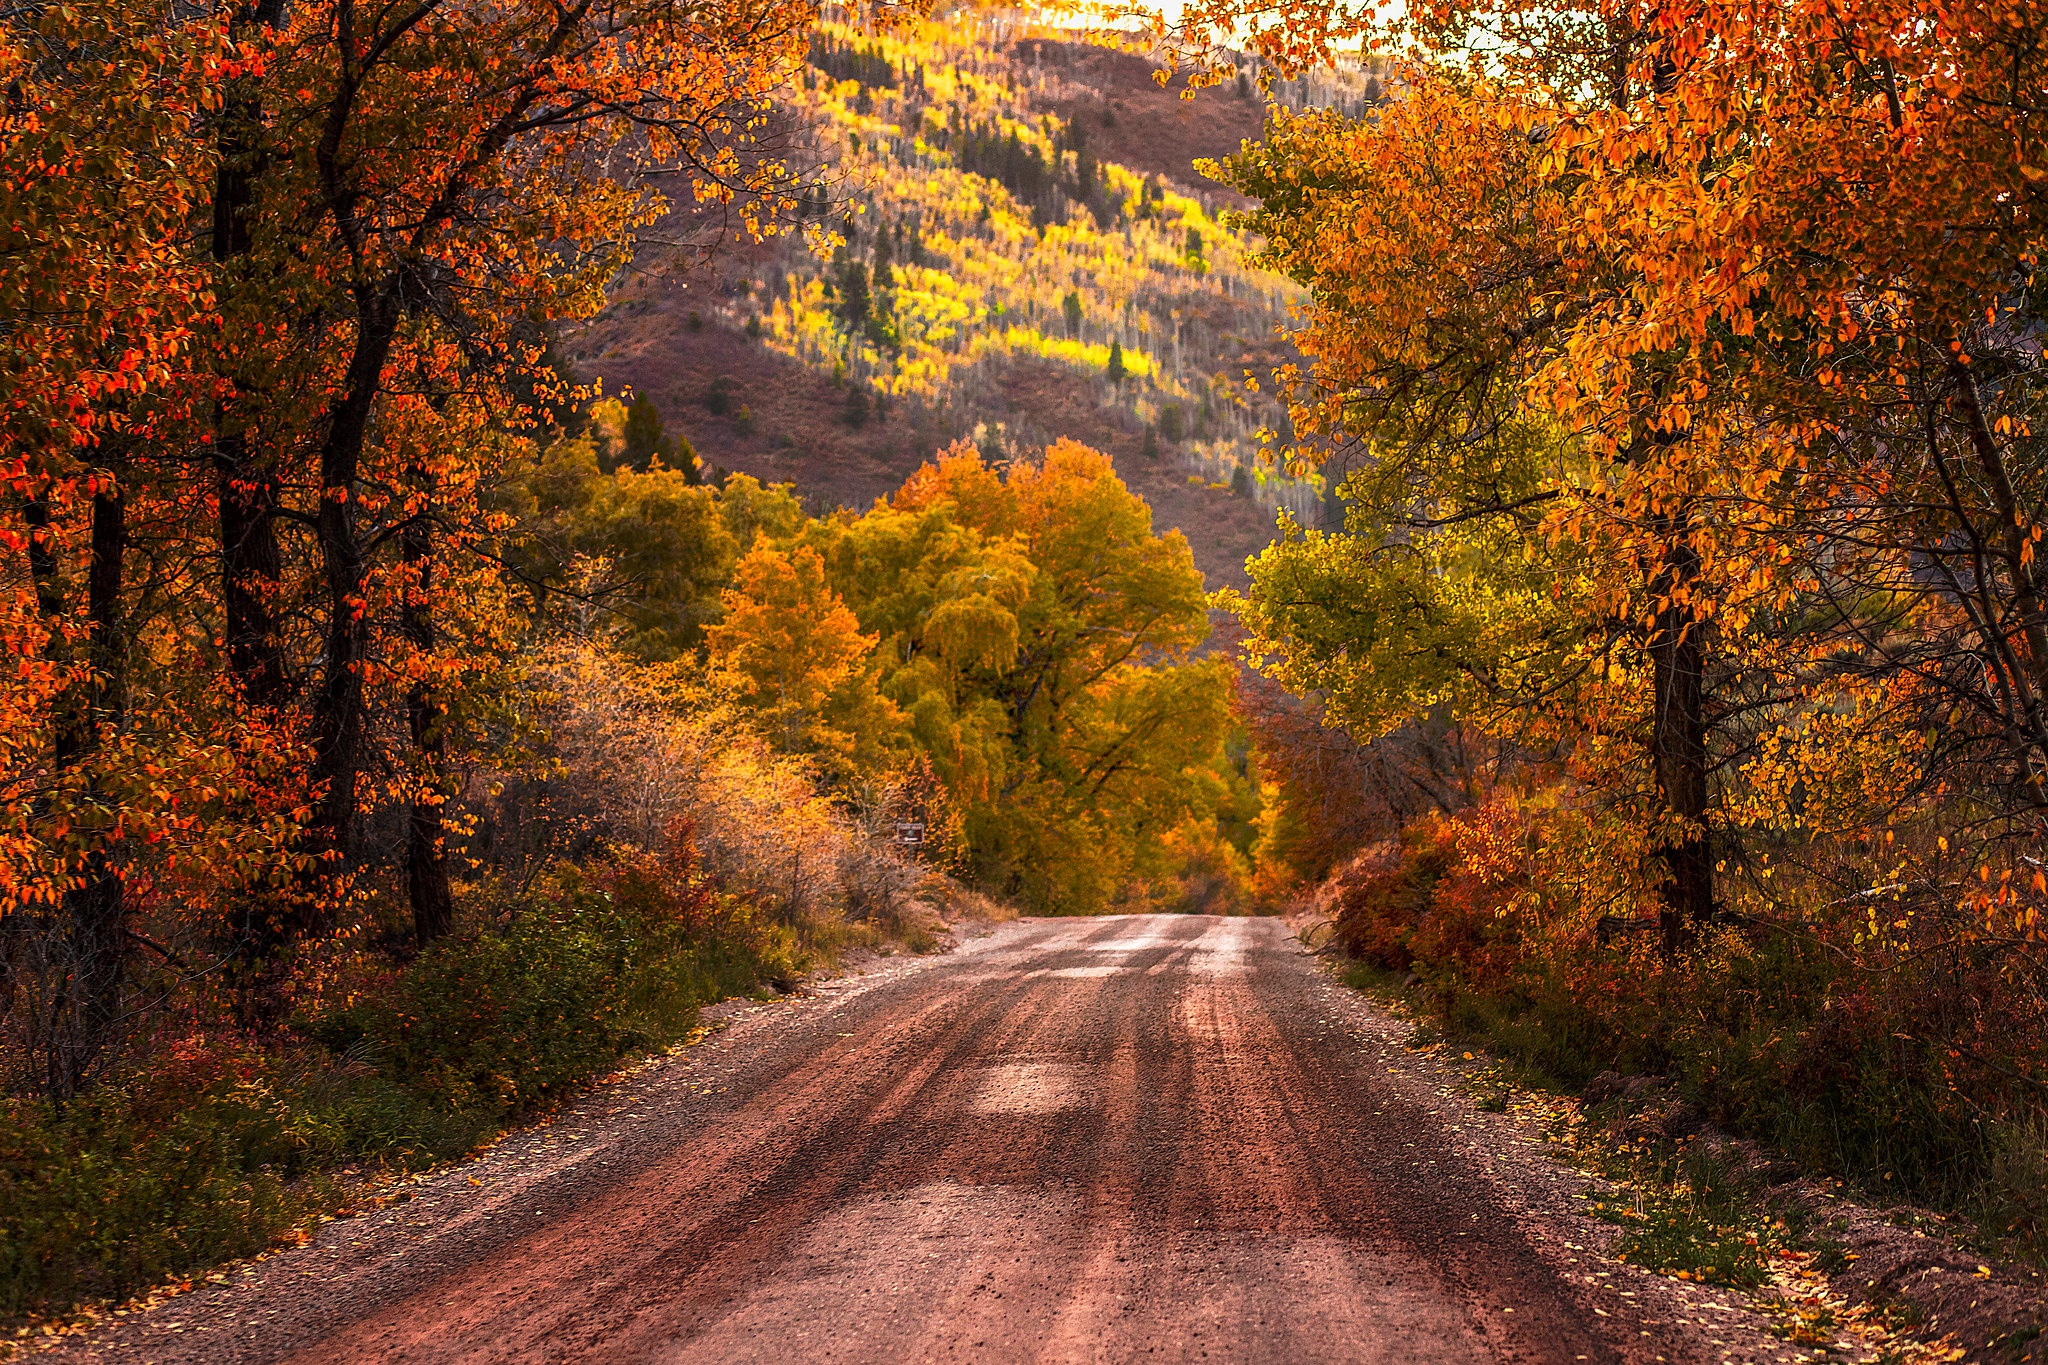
[0,857,810,1328]
[1334,951,2033,1363]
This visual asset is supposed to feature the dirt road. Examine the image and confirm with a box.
[54,916,1805,1364]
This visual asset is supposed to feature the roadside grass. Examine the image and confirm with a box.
[0,855,890,1329]
[1329,954,2025,1362]
[1353,965,1798,1290]
[1446,968,2043,1269]
[1333,948,1857,1276]
[1321,891,2048,1271]
[1579,1140,1777,1288]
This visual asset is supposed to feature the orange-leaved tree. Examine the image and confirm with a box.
[3,0,858,1079]
[1201,0,2048,943]
[708,538,889,762]
[826,439,1230,911]
[213,0,822,947]
[1171,0,2048,1176]
[0,0,307,1094]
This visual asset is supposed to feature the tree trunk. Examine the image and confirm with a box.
[22,492,62,619]
[292,284,403,929]
[215,437,289,706]
[211,0,291,708]
[1648,533,1713,955]
[22,487,131,1098]
[402,495,454,946]
[53,489,131,1097]
[1947,356,2048,797]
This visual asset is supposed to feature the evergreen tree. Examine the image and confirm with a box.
[621,393,675,472]
[866,237,898,348]
[872,231,896,291]
[1061,290,1083,339]
[835,259,872,337]
[1105,339,1126,387]
[706,375,738,416]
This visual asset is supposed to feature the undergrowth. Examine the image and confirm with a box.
[0,856,801,1321]
[1321,816,2048,1266]
[1580,1141,1777,1288]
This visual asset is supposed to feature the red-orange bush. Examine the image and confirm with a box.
[1326,800,1529,985]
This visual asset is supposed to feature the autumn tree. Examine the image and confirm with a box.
[707,539,897,767]
[0,0,280,1091]
[2,0,847,1069]
[813,440,1227,910]
[1218,76,1739,945]
[192,0,821,959]
[1167,0,2048,1121]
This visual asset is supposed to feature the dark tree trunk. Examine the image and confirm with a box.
[54,489,131,1097]
[214,438,289,706]
[402,494,454,946]
[211,0,291,709]
[22,493,62,619]
[21,488,131,1097]
[1648,533,1714,955]
[208,3,303,986]
[292,285,403,927]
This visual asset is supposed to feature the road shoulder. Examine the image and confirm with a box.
[1306,949,2041,1364]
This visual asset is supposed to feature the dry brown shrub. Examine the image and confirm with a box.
[528,643,929,939]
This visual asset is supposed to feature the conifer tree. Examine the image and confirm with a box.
[622,394,675,473]
[835,260,872,338]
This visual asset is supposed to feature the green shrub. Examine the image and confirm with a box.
[315,880,771,1122]
[0,1071,307,1316]
[0,862,780,1319]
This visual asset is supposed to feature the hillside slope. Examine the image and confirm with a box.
[561,16,1334,591]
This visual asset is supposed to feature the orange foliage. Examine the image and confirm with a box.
[1,0,838,1087]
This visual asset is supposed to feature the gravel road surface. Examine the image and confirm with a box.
[50,916,1807,1364]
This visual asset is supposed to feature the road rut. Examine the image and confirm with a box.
[51,916,1799,1364]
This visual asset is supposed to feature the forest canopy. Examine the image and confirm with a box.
[1174,0,2048,1248]
[12,0,2048,1313]
[0,0,1265,1142]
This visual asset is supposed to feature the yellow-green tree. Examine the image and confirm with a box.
[811,440,1233,911]
[707,539,901,771]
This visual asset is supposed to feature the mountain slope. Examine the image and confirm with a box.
[560,15,1335,590]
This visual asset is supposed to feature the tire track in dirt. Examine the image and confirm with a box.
[48,917,1805,1364]
[291,927,1112,1359]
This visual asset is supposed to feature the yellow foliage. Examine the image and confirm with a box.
[707,539,901,770]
